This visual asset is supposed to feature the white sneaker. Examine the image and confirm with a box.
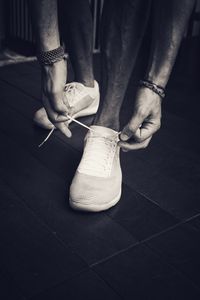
[69,126,122,212]
[34,80,100,129]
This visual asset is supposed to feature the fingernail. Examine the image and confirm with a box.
[120,134,129,141]
[67,131,72,138]
[62,126,72,138]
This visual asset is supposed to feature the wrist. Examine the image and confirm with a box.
[37,34,60,52]
[145,68,170,88]
[37,46,65,66]
[37,42,60,52]
[145,77,168,89]
[139,79,165,99]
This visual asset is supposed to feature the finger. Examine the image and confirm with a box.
[133,119,161,143]
[118,136,152,151]
[43,97,69,123]
[54,122,72,138]
[50,92,68,115]
[120,112,145,141]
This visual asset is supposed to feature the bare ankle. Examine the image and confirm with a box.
[93,118,120,132]
[75,76,94,88]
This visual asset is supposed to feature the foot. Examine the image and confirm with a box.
[69,125,122,212]
[34,80,100,129]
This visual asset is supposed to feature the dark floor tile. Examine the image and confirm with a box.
[0,80,40,119]
[157,112,200,157]
[132,127,200,183]
[0,100,81,181]
[121,151,200,220]
[31,269,121,300]
[0,179,86,298]
[187,214,200,232]
[0,132,136,265]
[163,84,200,127]
[146,223,200,287]
[0,267,25,300]
[106,184,178,240]
[157,151,200,192]
[6,61,41,77]
[141,115,200,193]
[0,66,40,100]
[93,244,200,300]
[28,61,41,70]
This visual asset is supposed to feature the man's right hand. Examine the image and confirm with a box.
[41,59,72,137]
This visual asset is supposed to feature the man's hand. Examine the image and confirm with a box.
[119,87,162,151]
[42,59,71,137]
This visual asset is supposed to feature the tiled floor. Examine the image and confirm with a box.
[0,50,200,299]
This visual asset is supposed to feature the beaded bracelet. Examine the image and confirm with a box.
[37,46,65,66]
[139,79,166,99]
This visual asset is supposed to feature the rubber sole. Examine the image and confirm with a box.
[69,190,121,212]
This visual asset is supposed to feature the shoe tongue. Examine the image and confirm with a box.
[90,125,118,138]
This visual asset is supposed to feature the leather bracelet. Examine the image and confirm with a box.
[139,79,166,99]
[37,46,65,66]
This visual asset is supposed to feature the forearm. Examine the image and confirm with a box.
[29,0,60,51]
[146,0,195,87]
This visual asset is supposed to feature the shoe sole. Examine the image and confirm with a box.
[69,189,121,212]
[34,93,100,129]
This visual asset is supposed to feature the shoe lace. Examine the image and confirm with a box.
[79,134,119,177]
[64,83,84,106]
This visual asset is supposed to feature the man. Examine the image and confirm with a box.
[29,0,195,212]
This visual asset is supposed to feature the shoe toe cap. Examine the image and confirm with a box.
[69,172,121,212]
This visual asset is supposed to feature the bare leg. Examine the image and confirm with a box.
[59,0,94,87]
[146,0,195,87]
[94,0,151,131]
[120,0,196,151]
[29,0,71,138]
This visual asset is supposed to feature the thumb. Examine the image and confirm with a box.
[120,113,144,141]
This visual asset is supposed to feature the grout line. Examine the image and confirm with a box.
[1,60,200,296]
[181,212,200,223]
[123,182,179,216]
[91,217,200,293]
[2,101,200,268]
[90,212,200,269]
[0,174,89,268]
[27,267,89,300]
[1,99,200,233]
[146,242,200,293]
[90,222,184,268]
[91,268,123,299]
[0,131,137,270]
[90,243,139,268]
[121,180,191,222]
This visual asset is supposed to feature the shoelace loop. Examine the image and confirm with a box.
[64,83,84,106]
[78,134,119,177]
[38,113,121,148]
